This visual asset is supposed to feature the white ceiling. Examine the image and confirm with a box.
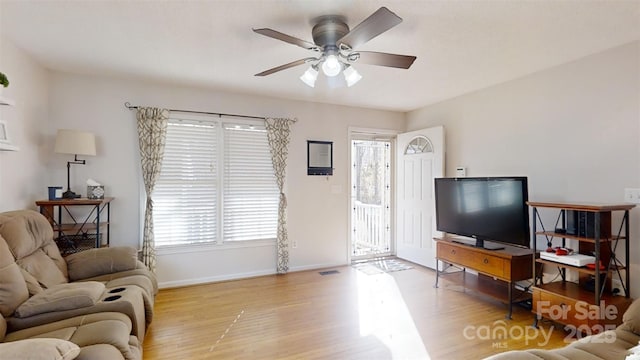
[1,1,639,112]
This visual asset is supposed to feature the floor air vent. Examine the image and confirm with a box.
[318,270,339,276]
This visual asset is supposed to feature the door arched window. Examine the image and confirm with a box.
[404,136,433,154]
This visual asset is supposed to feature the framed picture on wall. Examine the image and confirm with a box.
[0,120,17,151]
[0,120,10,144]
[307,140,333,176]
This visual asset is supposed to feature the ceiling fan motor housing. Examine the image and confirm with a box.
[312,16,350,49]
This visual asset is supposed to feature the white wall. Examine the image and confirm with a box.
[407,41,640,297]
[7,32,637,294]
[0,39,49,211]
[46,73,405,287]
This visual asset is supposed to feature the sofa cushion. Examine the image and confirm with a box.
[623,298,640,335]
[5,312,139,360]
[20,267,44,295]
[0,338,80,360]
[75,344,127,360]
[0,210,68,287]
[0,211,56,259]
[15,282,105,318]
[17,249,68,288]
[0,234,29,317]
[66,318,139,358]
[66,247,138,281]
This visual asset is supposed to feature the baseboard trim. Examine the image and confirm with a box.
[288,261,348,272]
[158,261,349,289]
[159,269,276,289]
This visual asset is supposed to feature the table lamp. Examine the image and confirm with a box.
[54,129,96,199]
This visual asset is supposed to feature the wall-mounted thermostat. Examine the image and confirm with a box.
[456,167,466,177]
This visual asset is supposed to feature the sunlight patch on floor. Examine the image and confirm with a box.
[356,270,431,359]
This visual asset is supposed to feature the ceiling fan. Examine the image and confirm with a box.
[253,7,417,87]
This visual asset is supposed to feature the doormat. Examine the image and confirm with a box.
[353,258,413,274]
[371,259,413,272]
[352,263,384,275]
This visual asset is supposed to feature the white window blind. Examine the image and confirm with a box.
[153,120,218,246]
[152,117,278,248]
[223,124,278,241]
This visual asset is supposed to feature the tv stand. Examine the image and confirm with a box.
[435,236,533,319]
[451,237,504,250]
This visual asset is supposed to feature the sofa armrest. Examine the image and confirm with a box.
[65,247,138,281]
[0,338,80,360]
[15,282,105,318]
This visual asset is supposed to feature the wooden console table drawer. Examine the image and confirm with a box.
[438,241,506,279]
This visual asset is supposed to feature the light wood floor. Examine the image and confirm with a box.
[143,262,571,359]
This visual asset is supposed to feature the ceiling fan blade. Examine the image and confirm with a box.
[355,51,417,69]
[337,7,402,50]
[255,58,310,76]
[253,28,320,51]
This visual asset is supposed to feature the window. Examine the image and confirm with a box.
[223,124,279,241]
[153,116,278,247]
[404,136,432,154]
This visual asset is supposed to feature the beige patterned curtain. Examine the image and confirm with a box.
[265,118,293,274]
[136,107,169,273]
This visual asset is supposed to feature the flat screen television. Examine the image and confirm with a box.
[434,176,530,250]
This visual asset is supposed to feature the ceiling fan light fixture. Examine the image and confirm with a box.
[343,66,362,87]
[300,66,319,87]
[321,54,342,77]
[253,7,416,87]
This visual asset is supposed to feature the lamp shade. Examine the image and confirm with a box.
[343,66,362,87]
[54,129,96,156]
[300,66,319,88]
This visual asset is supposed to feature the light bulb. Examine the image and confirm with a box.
[321,55,342,77]
[300,66,318,87]
[343,66,362,87]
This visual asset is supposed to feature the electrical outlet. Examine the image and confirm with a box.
[624,188,640,203]
[291,239,297,249]
[612,278,625,296]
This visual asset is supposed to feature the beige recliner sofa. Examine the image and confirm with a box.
[1,312,141,360]
[0,210,157,299]
[0,210,157,359]
[485,297,640,359]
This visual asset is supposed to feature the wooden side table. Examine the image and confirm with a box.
[35,197,114,255]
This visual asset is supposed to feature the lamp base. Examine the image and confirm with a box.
[62,190,80,199]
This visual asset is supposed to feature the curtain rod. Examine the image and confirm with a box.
[125,102,283,121]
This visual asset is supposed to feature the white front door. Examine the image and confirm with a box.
[396,126,444,269]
